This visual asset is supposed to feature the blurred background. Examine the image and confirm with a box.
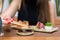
[0,0,2,13]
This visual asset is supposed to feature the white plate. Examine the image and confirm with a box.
[34,27,58,33]
[17,31,34,36]
[30,26,58,33]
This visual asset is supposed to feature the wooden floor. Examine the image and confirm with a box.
[0,37,60,40]
[0,28,60,40]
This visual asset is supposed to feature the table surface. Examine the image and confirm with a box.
[0,26,60,40]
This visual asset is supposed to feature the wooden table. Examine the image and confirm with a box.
[0,26,60,40]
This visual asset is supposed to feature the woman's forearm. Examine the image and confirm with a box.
[49,1,55,26]
[1,0,21,18]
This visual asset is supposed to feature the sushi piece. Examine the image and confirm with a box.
[36,22,45,29]
[23,21,29,26]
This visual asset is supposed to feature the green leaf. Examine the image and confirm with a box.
[45,22,52,26]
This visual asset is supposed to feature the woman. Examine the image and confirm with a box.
[1,0,54,25]
[18,0,51,25]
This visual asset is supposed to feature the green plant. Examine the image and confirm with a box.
[56,0,60,16]
[9,0,12,4]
